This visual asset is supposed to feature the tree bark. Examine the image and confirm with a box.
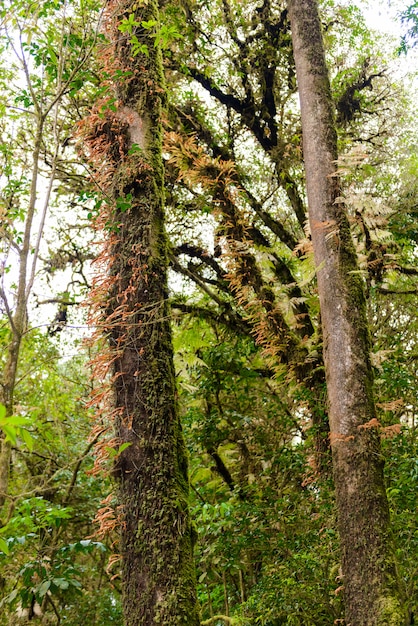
[91,0,200,623]
[287,1,407,624]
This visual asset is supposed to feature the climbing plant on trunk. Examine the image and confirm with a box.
[287,0,408,624]
[80,0,200,623]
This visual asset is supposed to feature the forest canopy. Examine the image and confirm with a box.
[0,0,417,624]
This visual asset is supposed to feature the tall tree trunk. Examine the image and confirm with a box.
[89,1,200,623]
[287,1,407,624]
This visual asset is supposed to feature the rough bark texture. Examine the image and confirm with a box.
[100,0,200,623]
[287,1,407,624]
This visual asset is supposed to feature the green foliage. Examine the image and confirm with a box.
[0,0,416,624]
[0,329,117,625]
[118,11,181,57]
[173,319,342,624]
[384,431,418,618]
[0,404,34,450]
[399,1,418,52]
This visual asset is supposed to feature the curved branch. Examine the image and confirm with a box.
[171,301,251,335]
[170,257,229,307]
[173,243,227,281]
[244,188,298,251]
[377,287,417,295]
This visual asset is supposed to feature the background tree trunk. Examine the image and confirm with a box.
[95,0,200,623]
[0,122,43,511]
[287,1,407,624]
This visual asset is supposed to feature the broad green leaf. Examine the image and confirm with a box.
[2,425,17,446]
[52,577,69,590]
[0,537,9,555]
[21,428,34,451]
[0,415,31,427]
[37,580,51,598]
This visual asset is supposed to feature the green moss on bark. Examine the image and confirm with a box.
[99,0,200,623]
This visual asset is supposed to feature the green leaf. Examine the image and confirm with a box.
[2,425,17,446]
[105,442,132,458]
[118,13,140,33]
[131,40,149,57]
[52,577,69,590]
[198,571,207,583]
[0,415,31,427]
[21,428,34,451]
[116,194,132,213]
[0,537,10,555]
[105,446,118,458]
[141,19,157,29]
[47,45,57,64]
[117,442,132,455]
[37,580,51,598]
[128,143,143,155]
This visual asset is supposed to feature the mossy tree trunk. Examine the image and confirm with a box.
[287,1,407,624]
[96,0,200,623]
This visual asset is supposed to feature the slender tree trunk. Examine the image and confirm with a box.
[287,1,407,624]
[90,1,200,623]
[0,122,43,511]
